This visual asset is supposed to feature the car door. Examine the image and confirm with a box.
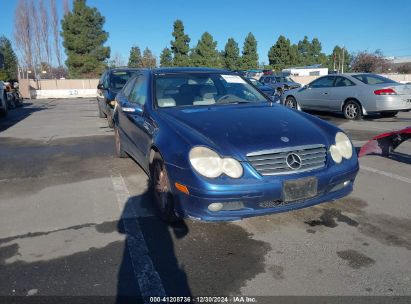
[117,73,152,167]
[327,76,357,111]
[299,76,336,110]
[97,72,107,104]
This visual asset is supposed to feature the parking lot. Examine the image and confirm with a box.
[0,98,410,301]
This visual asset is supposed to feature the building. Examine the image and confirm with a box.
[282,65,328,76]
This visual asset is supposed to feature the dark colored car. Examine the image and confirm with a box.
[259,75,301,93]
[245,77,279,102]
[97,68,141,127]
[113,67,359,222]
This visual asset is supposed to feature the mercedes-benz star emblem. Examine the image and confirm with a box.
[286,153,302,170]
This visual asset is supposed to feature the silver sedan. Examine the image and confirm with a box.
[281,73,411,119]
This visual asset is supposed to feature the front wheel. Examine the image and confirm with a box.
[107,111,114,128]
[284,96,298,109]
[97,101,106,118]
[343,100,362,120]
[114,126,128,158]
[150,154,179,223]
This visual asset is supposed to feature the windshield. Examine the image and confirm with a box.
[275,76,294,83]
[110,71,139,90]
[155,73,268,108]
[352,74,397,85]
[247,77,263,87]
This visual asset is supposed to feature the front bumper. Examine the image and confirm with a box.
[167,160,359,221]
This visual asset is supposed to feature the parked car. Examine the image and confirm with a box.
[259,75,302,93]
[281,73,411,120]
[245,77,279,102]
[244,69,264,80]
[0,81,7,117]
[97,68,141,127]
[113,67,359,222]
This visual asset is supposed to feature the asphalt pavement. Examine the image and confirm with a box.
[0,99,410,303]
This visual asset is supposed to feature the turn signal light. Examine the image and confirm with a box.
[175,182,189,195]
[374,88,396,95]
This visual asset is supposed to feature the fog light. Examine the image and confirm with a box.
[208,203,223,212]
[343,180,350,187]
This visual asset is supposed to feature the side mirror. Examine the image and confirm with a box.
[303,84,310,89]
[97,83,105,90]
[122,104,143,115]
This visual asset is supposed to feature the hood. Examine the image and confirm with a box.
[259,85,275,92]
[158,103,334,160]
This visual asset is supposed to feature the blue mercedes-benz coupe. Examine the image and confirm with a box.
[113,67,359,222]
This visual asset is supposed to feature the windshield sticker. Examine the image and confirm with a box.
[222,75,246,84]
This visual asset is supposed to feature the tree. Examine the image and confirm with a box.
[159,47,173,67]
[351,51,390,73]
[14,0,33,70]
[268,35,298,71]
[170,20,190,66]
[39,0,51,73]
[240,33,258,69]
[297,36,311,65]
[141,47,156,68]
[50,0,63,68]
[328,45,351,73]
[128,46,142,68]
[190,32,220,68]
[108,52,125,68]
[223,38,240,70]
[61,0,110,78]
[0,36,18,80]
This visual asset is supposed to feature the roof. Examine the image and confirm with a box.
[153,67,230,74]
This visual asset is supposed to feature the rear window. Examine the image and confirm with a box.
[352,74,397,85]
[110,71,139,90]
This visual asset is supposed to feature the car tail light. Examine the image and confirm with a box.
[374,88,397,95]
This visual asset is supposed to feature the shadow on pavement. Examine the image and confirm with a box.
[0,102,45,133]
[116,190,191,303]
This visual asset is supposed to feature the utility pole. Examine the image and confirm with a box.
[341,46,345,74]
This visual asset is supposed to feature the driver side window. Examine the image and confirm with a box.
[128,75,148,106]
[310,76,335,88]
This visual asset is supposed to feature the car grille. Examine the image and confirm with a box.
[247,144,327,176]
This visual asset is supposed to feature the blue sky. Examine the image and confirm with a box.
[1,0,411,65]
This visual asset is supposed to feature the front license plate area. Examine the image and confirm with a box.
[283,177,318,202]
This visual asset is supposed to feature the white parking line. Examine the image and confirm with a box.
[111,175,166,300]
[360,165,411,184]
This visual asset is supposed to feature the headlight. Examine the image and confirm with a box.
[335,132,353,159]
[330,132,353,164]
[330,145,342,164]
[189,146,243,179]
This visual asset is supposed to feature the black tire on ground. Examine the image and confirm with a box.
[284,96,298,109]
[150,153,180,223]
[114,126,128,158]
[380,111,398,118]
[98,102,106,118]
[343,100,362,120]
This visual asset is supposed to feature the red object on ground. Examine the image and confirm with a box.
[358,127,411,157]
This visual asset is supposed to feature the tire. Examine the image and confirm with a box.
[284,96,298,109]
[97,101,106,118]
[380,111,398,118]
[150,153,180,223]
[343,100,362,120]
[107,112,114,128]
[114,126,128,158]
